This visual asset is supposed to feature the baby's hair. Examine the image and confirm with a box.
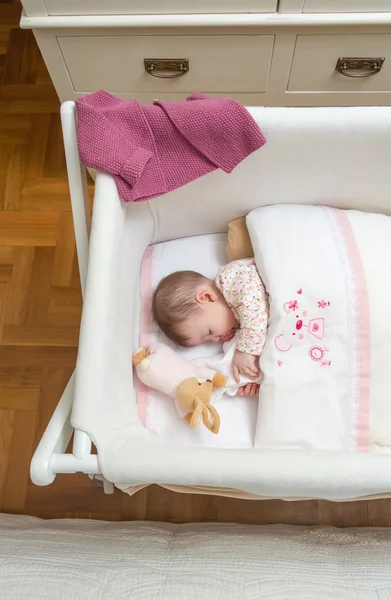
[152,270,207,346]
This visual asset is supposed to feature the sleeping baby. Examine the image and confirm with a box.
[152,258,268,397]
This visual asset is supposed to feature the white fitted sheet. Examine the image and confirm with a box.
[137,233,257,448]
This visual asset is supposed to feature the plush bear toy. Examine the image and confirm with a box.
[132,343,226,434]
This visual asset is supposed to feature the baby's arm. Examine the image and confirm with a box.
[232,351,259,382]
[233,289,268,381]
[236,301,267,356]
[232,296,267,383]
[235,263,268,357]
[219,259,268,382]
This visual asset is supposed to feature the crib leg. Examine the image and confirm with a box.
[89,474,115,495]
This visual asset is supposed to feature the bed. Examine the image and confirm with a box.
[3,515,391,599]
[30,102,391,501]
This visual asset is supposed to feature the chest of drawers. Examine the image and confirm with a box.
[20,0,391,107]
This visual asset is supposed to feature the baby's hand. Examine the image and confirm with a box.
[232,350,260,383]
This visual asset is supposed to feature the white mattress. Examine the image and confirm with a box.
[2,515,391,600]
[137,233,257,448]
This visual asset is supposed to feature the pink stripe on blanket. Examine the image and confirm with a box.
[137,245,154,426]
[333,209,371,451]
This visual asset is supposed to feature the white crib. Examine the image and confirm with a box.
[30,101,391,501]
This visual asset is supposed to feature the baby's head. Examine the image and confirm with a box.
[152,270,237,347]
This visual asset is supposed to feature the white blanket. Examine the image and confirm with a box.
[247,204,391,453]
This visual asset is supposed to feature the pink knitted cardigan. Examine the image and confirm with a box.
[75,90,266,203]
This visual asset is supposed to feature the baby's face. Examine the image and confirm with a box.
[181,285,238,347]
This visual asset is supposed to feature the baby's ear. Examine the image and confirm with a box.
[196,289,217,304]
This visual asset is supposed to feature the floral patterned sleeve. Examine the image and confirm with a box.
[216,258,268,355]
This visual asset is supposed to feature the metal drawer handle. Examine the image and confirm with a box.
[144,58,189,79]
[335,56,385,78]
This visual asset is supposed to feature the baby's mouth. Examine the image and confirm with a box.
[221,328,236,342]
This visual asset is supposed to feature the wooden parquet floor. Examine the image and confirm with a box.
[1,0,391,526]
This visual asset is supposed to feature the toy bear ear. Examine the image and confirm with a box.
[212,373,226,388]
[274,334,292,352]
[132,347,149,367]
[201,404,220,435]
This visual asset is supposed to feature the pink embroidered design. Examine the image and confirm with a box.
[277,360,283,367]
[318,299,330,309]
[297,289,302,294]
[285,300,298,311]
[309,318,324,340]
[275,292,330,366]
[275,334,292,352]
[309,346,331,367]
[309,346,324,361]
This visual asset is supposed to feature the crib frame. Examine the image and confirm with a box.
[30,102,108,489]
[30,101,391,501]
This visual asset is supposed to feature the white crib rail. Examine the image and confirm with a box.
[30,102,100,487]
[60,101,94,462]
[60,102,91,298]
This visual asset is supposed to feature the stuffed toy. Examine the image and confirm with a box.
[132,343,226,434]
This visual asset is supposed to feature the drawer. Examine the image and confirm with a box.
[288,34,391,92]
[301,0,391,12]
[58,35,274,94]
[32,0,277,15]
